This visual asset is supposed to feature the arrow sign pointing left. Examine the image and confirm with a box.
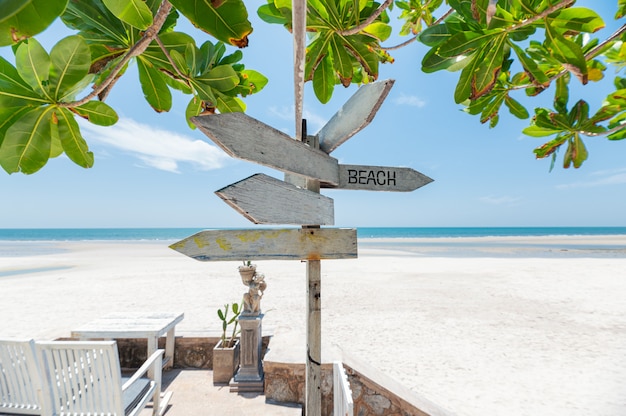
[170,228,357,261]
[215,173,335,225]
[192,113,339,185]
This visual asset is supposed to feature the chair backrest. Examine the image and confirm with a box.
[0,339,44,415]
[36,340,126,416]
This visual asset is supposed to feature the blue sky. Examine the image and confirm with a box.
[0,1,624,228]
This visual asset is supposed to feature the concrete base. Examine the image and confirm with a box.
[229,375,265,393]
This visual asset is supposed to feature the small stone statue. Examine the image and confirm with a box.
[239,263,267,315]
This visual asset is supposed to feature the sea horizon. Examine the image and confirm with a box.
[0,226,625,242]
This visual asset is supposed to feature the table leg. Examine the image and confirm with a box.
[147,336,158,379]
[164,327,176,370]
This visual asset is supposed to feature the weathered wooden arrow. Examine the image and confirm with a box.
[215,173,334,225]
[169,228,357,261]
[321,164,433,192]
[192,113,339,185]
[317,80,394,154]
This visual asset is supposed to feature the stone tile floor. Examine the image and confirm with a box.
[142,369,302,416]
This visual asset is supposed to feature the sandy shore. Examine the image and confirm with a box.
[1,236,625,415]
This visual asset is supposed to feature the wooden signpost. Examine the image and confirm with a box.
[215,173,335,225]
[170,228,357,261]
[171,79,433,416]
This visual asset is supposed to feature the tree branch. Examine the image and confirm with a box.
[506,0,575,32]
[155,34,190,81]
[581,124,626,138]
[381,7,454,51]
[59,0,173,108]
[337,0,393,36]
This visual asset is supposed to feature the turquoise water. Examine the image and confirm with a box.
[0,227,625,241]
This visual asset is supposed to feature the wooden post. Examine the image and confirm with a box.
[304,123,322,415]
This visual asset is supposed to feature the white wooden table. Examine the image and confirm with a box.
[71,312,184,372]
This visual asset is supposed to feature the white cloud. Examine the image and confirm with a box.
[556,168,626,189]
[79,118,229,173]
[394,93,426,108]
[479,195,522,205]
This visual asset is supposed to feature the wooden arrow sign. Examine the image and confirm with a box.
[169,228,357,261]
[192,113,339,185]
[216,173,334,225]
[317,80,394,154]
[322,164,434,192]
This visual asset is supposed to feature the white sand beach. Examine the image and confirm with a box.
[1,236,625,416]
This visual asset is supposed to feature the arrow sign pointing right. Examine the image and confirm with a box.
[317,80,394,154]
[192,113,339,185]
[216,173,335,225]
[322,164,434,192]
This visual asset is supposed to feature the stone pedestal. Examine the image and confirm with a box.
[230,314,264,392]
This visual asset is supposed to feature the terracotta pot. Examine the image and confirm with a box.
[213,339,240,384]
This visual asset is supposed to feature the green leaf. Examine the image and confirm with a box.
[185,96,203,128]
[551,8,604,34]
[454,51,481,103]
[329,36,352,85]
[196,65,239,91]
[0,56,46,106]
[305,32,332,81]
[608,127,626,140]
[15,38,51,100]
[533,134,568,159]
[72,101,119,126]
[0,106,31,147]
[471,34,505,99]
[544,20,588,84]
[510,43,550,88]
[479,93,504,124]
[0,0,32,22]
[169,0,252,47]
[504,96,529,119]
[421,47,470,73]
[523,125,561,137]
[239,69,268,96]
[137,58,172,112]
[568,99,589,127]
[436,30,498,58]
[56,108,94,168]
[553,73,569,114]
[215,93,245,113]
[362,22,391,42]
[0,0,67,46]
[257,3,289,24]
[342,34,379,79]
[49,36,91,101]
[61,0,128,46]
[0,106,53,174]
[102,0,153,30]
[190,79,217,103]
[313,54,334,103]
[418,24,450,47]
[563,134,588,168]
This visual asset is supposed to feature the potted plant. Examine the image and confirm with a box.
[213,302,241,384]
[238,260,256,285]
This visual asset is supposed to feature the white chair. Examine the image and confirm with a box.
[36,340,167,416]
[0,339,45,415]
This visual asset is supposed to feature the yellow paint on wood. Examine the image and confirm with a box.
[216,237,232,251]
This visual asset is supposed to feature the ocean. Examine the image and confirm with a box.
[0,227,625,241]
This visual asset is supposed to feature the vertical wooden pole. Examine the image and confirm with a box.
[302,121,322,416]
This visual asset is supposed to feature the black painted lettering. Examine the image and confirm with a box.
[388,170,396,186]
[367,170,377,185]
[358,170,367,184]
[376,170,385,185]
[348,169,358,184]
